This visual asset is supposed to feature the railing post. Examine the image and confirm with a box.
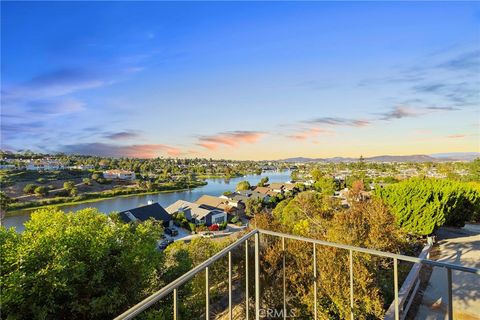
[255,232,260,320]
[206,267,209,320]
[282,236,286,320]
[447,268,453,319]
[349,249,354,320]
[245,240,249,320]
[394,257,399,320]
[313,243,317,319]
[229,251,232,320]
[173,288,178,320]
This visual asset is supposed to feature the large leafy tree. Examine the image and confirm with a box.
[253,197,407,319]
[1,207,165,319]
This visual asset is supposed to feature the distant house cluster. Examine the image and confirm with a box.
[102,169,136,180]
[25,160,65,171]
[117,178,308,230]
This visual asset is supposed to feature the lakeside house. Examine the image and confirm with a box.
[103,169,136,180]
[166,200,227,226]
[118,202,173,227]
[220,192,249,207]
[194,195,235,212]
[267,182,285,193]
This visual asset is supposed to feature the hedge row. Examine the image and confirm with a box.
[376,178,480,235]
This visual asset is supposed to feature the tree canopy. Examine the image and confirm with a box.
[1,207,165,319]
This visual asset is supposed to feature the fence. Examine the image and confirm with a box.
[115,229,480,320]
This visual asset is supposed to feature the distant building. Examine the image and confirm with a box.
[103,170,136,180]
[119,202,172,227]
[25,160,65,171]
[69,165,95,170]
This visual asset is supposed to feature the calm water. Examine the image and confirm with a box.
[3,171,291,231]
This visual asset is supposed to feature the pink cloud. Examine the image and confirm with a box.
[446,134,466,139]
[287,128,333,140]
[197,131,265,150]
[62,142,183,158]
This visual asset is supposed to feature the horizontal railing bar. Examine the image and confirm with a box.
[114,229,259,320]
[258,229,480,274]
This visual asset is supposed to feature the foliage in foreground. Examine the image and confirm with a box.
[0,206,237,320]
[1,207,166,320]
[376,178,480,235]
[253,192,411,319]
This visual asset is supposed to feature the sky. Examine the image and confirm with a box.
[1,1,479,160]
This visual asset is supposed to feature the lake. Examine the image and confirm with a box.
[2,170,291,231]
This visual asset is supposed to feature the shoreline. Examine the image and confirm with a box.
[5,186,205,217]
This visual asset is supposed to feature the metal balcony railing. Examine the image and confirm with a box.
[114,229,480,320]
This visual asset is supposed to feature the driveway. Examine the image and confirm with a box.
[415,225,480,320]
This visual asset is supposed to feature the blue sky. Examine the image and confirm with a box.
[2,1,479,159]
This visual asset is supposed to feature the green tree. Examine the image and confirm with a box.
[257,177,269,187]
[236,180,251,191]
[63,181,75,190]
[23,183,37,194]
[0,191,11,211]
[34,186,49,197]
[0,207,164,319]
[313,177,336,195]
[245,197,264,217]
[82,178,91,186]
[69,187,79,197]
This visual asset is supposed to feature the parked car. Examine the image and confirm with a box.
[202,232,214,238]
[165,227,178,236]
[158,238,173,250]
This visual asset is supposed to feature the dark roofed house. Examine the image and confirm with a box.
[119,202,173,227]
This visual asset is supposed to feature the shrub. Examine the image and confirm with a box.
[376,178,480,235]
[208,224,219,231]
[230,216,239,224]
[36,178,47,184]
[188,223,196,232]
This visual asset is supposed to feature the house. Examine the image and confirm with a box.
[220,193,249,207]
[195,195,234,212]
[267,183,285,193]
[103,169,136,180]
[119,202,173,227]
[166,200,227,226]
[253,186,270,195]
[283,183,296,192]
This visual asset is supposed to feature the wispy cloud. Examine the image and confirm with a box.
[103,130,142,141]
[197,131,265,150]
[60,142,181,158]
[304,117,370,127]
[2,68,110,103]
[378,106,422,121]
[425,106,461,111]
[437,50,480,71]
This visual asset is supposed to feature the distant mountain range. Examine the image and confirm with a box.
[278,152,480,163]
